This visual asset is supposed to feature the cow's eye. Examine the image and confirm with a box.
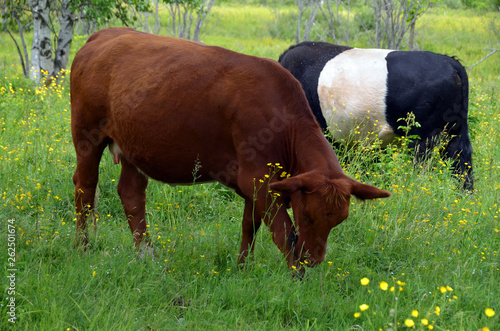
[325,211,333,218]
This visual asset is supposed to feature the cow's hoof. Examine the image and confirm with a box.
[139,245,155,259]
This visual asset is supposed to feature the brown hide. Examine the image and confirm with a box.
[71,28,390,272]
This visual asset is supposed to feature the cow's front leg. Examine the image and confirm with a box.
[238,198,262,265]
[268,207,302,273]
[237,170,299,272]
[117,157,150,247]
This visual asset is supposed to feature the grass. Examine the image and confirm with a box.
[1,4,499,330]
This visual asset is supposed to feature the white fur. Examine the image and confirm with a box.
[317,48,397,145]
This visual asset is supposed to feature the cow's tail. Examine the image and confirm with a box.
[448,58,474,190]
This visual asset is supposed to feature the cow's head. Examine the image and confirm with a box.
[270,171,390,267]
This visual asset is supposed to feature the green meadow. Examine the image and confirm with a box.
[1,3,499,330]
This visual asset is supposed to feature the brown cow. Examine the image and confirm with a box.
[71,28,390,272]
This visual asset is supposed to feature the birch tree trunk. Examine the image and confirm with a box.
[52,0,74,79]
[370,0,428,50]
[12,11,30,77]
[166,0,215,40]
[303,0,319,41]
[193,0,215,41]
[154,0,159,34]
[374,0,382,47]
[16,15,30,75]
[1,2,8,32]
[296,0,304,43]
[296,0,321,43]
[408,21,415,50]
[321,0,353,45]
[30,0,53,83]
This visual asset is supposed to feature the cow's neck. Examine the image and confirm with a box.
[289,122,344,179]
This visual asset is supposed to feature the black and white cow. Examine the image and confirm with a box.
[279,41,473,190]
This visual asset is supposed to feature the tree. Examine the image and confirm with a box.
[155,0,159,34]
[371,0,430,50]
[162,0,215,40]
[296,0,321,42]
[407,0,428,50]
[53,0,73,76]
[2,0,150,83]
[192,0,215,40]
[29,0,55,83]
[1,0,31,78]
[319,0,352,45]
[295,0,428,49]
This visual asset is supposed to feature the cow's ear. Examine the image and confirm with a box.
[269,176,305,195]
[349,180,391,200]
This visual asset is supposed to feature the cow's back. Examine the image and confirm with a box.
[279,42,352,129]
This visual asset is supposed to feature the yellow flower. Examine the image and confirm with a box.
[379,281,388,290]
[359,304,369,311]
[412,310,419,317]
[435,306,441,316]
[404,319,415,327]
[421,318,429,325]
[485,308,495,317]
[440,286,447,293]
[354,312,360,318]
[92,271,96,277]
[360,277,370,286]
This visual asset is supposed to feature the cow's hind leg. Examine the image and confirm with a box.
[445,134,474,191]
[237,198,262,265]
[117,157,150,247]
[73,139,107,249]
